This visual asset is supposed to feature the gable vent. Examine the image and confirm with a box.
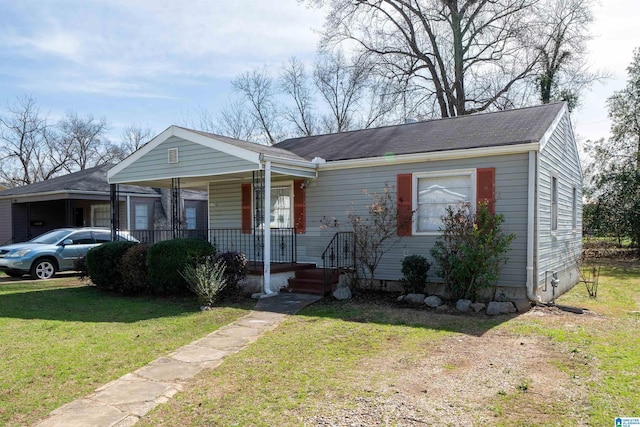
[168,148,179,164]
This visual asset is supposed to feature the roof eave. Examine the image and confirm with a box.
[317,142,541,170]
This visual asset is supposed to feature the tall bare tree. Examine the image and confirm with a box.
[58,111,111,171]
[0,96,68,187]
[309,0,545,117]
[120,124,153,156]
[280,57,318,137]
[534,0,603,110]
[232,67,283,144]
[314,49,372,132]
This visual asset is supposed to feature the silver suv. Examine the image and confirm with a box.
[0,228,137,279]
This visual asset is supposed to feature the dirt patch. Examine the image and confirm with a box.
[308,309,593,426]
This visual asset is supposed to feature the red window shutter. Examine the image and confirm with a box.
[293,180,306,234]
[397,174,413,236]
[241,183,252,234]
[477,168,495,214]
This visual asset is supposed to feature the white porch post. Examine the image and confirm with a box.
[263,161,273,294]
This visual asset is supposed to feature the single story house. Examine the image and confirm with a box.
[107,102,582,302]
[0,164,207,245]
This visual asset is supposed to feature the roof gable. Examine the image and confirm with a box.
[275,103,566,161]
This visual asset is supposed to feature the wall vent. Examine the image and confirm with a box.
[168,148,179,164]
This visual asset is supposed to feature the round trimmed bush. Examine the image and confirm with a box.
[86,241,138,291]
[146,238,215,295]
[119,243,152,294]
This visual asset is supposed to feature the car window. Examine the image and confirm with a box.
[67,231,94,245]
[31,229,73,244]
[93,231,111,243]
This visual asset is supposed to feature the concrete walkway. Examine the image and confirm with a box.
[34,293,321,427]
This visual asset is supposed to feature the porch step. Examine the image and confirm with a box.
[281,268,339,296]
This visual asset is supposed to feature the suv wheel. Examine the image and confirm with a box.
[31,259,56,280]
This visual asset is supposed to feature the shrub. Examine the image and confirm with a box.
[119,244,152,294]
[400,254,430,294]
[180,257,228,307]
[146,238,215,295]
[431,203,515,301]
[214,251,248,300]
[73,256,88,279]
[86,241,138,291]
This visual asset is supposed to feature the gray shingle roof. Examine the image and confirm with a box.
[274,103,565,161]
[0,164,159,198]
[177,127,309,162]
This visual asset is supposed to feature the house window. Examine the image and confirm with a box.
[134,204,149,230]
[91,204,110,227]
[551,176,558,231]
[270,185,292,228]
[572,186,577,230]
[414,170,475,233]
[185,206,197,230]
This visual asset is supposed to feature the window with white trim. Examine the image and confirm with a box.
[414,170,475,233]
[572,186,577,230]
[134,204,149,230]
[551,175,558,231]
[91,204,110,227]
[185,207,197,230]
[254,184,293,228]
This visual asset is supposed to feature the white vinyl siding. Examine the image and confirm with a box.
[537,109,583,299]
[413,170,475,234]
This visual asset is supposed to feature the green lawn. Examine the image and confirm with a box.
[0,277,252,427]
[137,265,639,426]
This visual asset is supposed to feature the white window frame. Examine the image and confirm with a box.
[572,185,577,231]
[134,204,149,230]
[551,174,559,231]
[412,169,477,235]
[90,204,110,227]
[253,181,294,229]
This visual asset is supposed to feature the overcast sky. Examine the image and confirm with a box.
[0,0,638,146]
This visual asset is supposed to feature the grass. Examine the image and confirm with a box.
[0,276,253,427]
[138,265,640,426]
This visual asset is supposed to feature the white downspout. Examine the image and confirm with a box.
[263,161,273,295]
[126,195,131,229]
[526,150,540,302]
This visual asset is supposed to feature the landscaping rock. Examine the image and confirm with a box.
[470,302,486,313]
[405,293,426,305]
[424,295,442,308]
[397,295,406,302]
[513,299,532,313]
[486,301,517,315]
[456,299,472,312]
[333,285,352,301]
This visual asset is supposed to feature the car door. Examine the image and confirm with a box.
[57,230,95,270]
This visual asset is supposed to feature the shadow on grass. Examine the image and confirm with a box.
[0,284,202,323]
[256,292,520,337]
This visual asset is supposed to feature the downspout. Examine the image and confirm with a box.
[262,160,273,295]
[526,150,540,302]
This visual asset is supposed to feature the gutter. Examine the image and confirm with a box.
[526,150,540,302]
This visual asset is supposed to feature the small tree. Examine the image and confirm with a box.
[431,203,515,301]
[322,183,407,288]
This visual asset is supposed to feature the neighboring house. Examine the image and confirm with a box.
[107,102,582,303]
[0,164,208,245]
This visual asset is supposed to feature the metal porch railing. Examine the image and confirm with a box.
[120,228,297,267]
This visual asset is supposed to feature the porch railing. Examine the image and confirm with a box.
[120,228,296,266]
[321,231,356,295]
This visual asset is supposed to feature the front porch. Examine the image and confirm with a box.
[107,126,321,296]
